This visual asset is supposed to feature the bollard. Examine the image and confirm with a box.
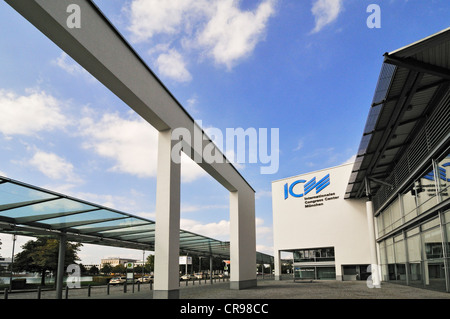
[4,288,8,299]
[137,281,140,292]
[88,285,91,297]
[37,286,41,299]
[124,281,127,293]
[107,283,110,295]
[65,286,69,299]
[150,281,153,291]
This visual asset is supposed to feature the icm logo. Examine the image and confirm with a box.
[423,163,450,182]
[284,174,330,199]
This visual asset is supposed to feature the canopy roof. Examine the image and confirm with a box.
[346,27,450,202]
[0,176,272,263]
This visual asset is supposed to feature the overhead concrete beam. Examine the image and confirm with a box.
[4,0,253,195]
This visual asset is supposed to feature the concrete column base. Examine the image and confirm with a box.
[153,289,180,299]
[230,279,257,290]
[275,275,282,281]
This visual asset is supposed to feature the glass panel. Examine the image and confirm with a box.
[384,207,393,234]
[416,167,438,214]
[294,267,315,280]
[402,186,417,222]
[438,153,450,202]
[0,182,58,207]
[423,226,442,260]
[394,236,406,263]
[0,198,96,219]
[421,220,446,292]
[390,198,402,230]
[376,214,384,236]
[293,247,335,263]
[408,263,423,287]
[407,233,422,262]
[316,267,336,280]
[41,209,122,226]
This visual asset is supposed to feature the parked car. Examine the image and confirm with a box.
[180,274,191,281]
[109,277,126,285]
[137,276,152,283]
[194,273,204,279]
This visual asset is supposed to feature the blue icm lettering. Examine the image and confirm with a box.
[284,174,330,199]
[423,164,450,182]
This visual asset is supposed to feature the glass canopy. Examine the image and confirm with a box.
[0,176,272,263]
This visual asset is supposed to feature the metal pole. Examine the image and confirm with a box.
[210,256,213,285]
[8,234,16,292]
[55,233,67,299]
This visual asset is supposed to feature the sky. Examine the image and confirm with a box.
[0,0,449,265]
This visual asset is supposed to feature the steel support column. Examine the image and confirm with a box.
[56,233,66,299]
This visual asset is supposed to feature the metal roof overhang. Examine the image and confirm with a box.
[0,175,273,263]
[346,27,450,200]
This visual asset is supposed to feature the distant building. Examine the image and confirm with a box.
[0,257,11,270]
[100,257,138,269]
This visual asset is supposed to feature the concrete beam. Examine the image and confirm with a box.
[6,0,257,297]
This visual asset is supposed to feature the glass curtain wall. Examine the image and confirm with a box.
[376,147,450,292]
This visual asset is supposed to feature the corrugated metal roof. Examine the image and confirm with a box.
[346,28,450,201]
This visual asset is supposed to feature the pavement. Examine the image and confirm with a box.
[3,277,450,299]
[4,278,449,317]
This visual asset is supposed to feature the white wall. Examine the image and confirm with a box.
[272,163,370,279]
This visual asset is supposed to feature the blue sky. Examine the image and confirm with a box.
[0,0,449,264]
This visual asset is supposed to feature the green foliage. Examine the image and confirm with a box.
[12,237,82,285]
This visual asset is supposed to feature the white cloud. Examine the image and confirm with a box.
[80,111,158,178]
[181,203,228,213]
[126,0,202,42]
[310,0,343,34]
[0,89,68,137]
[125,0,277,76]
[79,110,206,182]
[181,218,230,241]
[53,52,96,82]
[196,0,276,69]
[28,149,81,183]
[155,49,192,82]
[293,139,304,151]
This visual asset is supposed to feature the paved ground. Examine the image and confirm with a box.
[4,278,450,299]
[4,279,449,317]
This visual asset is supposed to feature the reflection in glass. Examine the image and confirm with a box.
[438,154,450,202]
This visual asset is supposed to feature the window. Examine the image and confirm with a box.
[293,247,335,263]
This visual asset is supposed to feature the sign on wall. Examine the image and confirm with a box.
[283,173,339,208]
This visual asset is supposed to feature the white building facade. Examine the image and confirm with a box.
[272,163,372,281]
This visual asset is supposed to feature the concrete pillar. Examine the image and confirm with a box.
[154,130,181,299]
[366,200,381,287]
[229,188,257,289]
[274,250,282,280]
[55,233,66,299]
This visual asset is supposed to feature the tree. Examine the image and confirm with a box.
[13,238,82,286]
[88,265,99,275]
[101,263,112,275]
[146,254,154,273]
[112,264,125,274]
